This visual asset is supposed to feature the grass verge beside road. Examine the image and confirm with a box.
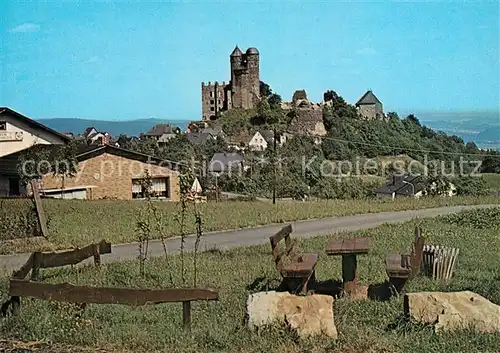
[1,195,499,254]
[1,208,499,352]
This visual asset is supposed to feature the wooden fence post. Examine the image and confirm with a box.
[92,244,101,266]
[30,180,48,238]
[31,252,41,281]
[183,301,192,330]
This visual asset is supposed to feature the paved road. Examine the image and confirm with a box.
[0,204,496,274]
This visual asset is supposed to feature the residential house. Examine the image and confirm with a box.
[248,130,277,151]
[248,131,269,151]
[40,144,182,201]
[186,132,214,146]
[375,173,424,199]
[200,127,227,140]
[144,124,180,144]
[0,107,71,196]
[227,131,252,151]
[83,127,111,145]
[208,152,245,174]
[355,90,384,120]
[375,173,456,199]
[185,121,207,133]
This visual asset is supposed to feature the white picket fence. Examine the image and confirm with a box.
[422,245,460,281]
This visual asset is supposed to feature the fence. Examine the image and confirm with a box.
[1,239,219,329]
[422,245,460,281]
[8,280,219,329]
[1,239,111,316]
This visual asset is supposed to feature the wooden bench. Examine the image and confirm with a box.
[270,225,318,294]
[385,227,425,294]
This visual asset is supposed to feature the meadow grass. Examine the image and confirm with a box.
[1,195,499,254]
[1,208,499,353]
[483,173,500,191]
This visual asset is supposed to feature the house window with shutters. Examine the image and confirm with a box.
[132,177,170,199]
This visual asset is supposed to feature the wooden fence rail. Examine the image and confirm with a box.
[2,240,112,317]
[8,280,219,330]
[12,239,112,280]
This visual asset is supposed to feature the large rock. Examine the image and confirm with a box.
[246,291,337,339]
[405,291,500,333]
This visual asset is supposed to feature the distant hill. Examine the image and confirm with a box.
[37,118,190,137]
[476,126,500,143]
[36,111,499,149]
[416,111,499,150]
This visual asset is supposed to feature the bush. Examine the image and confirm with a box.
[0,198,41,240]
[453,176,490,196]
[440,207,500,229]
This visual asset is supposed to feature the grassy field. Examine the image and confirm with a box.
[1,195,499,254]
[483,173,500,191]
[1,208,499,353]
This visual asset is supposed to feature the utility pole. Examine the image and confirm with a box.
[273,126,277,205]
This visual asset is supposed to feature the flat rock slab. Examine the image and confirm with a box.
[246,291,337,339]
[405,291,500,333]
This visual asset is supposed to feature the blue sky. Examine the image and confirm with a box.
[1,1,499,121]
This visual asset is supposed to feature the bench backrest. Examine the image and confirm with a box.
[269,224,295,273]
[409,226,425,279]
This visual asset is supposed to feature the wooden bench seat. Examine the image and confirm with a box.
[270,225,318,294]
[385,253,412,278]
[281,253,319,278]
[385,227,425,293]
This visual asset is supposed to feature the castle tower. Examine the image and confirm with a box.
[229,45,260,109]
[200,46,260,121]
[244,47,260,108]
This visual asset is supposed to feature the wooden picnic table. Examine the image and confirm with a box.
[326,237,372,295]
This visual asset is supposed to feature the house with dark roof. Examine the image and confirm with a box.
[40,144,183,201]
[355,90,384,120]
[0,107,71,196]
[200,127,227,140]
[208,152,245,174]
[82,127,112,145]
[144,124,180,144]
[375,173,457,199]
[186,132,214,146]
[0,107,70,158]
[375,173,424,199]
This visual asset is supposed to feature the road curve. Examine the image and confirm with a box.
[0,204,497,274]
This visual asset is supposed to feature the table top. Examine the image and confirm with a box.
[326,237,372,255]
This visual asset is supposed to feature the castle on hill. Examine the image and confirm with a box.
[200,46,385,124]
[201,46,260,121]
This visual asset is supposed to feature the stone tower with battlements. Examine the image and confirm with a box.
[201,46,260,121]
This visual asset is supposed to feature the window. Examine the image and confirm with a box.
[218,100,221,105]
[210,99,215,104]
[210,91,214,98]
[132,177,170,199]
[0,121,6,130]
[8,178,20,196]
[218,92,221,97]
[210,107,215,111]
